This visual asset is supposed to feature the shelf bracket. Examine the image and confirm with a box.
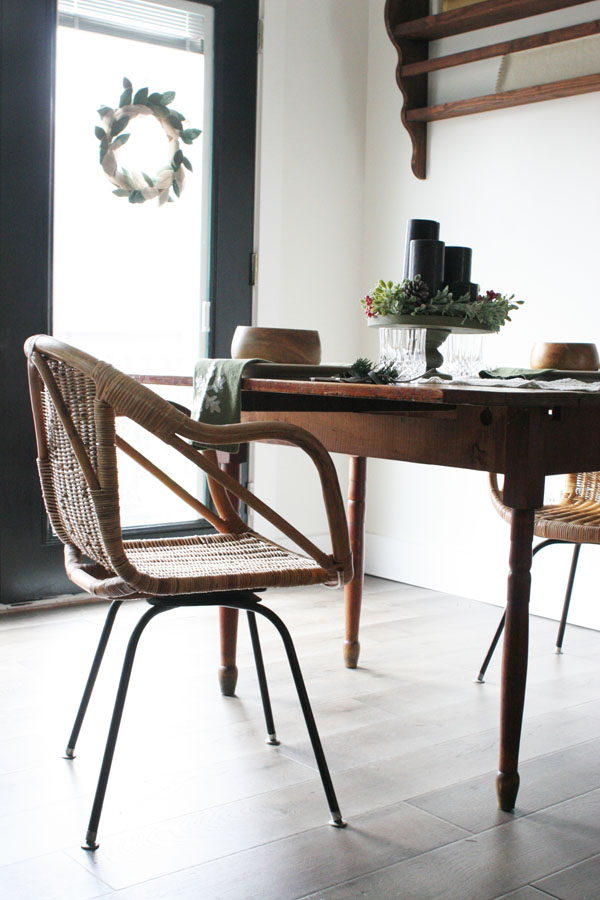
[385,0,429,179]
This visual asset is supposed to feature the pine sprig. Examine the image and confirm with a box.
[346,358,400,384]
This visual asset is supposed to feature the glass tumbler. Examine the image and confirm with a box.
[444,333,484,378]
[378,327,427,380]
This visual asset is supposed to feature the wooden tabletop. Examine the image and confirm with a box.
[134,371,600,409]
[241,377,600,408]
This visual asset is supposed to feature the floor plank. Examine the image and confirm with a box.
[1,577,599,900]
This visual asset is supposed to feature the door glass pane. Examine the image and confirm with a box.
[53,0,213,528]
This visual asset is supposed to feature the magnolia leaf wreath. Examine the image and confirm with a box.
[95,78,201,205]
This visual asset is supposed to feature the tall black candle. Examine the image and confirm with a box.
[407,239,445,296]
[444,246,472,285]
[403,219,440,279]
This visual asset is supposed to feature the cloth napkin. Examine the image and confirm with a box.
[191,358,266,452]
[479,367,555,380]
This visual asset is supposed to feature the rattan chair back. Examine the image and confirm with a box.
[25,335,352,599]
[31,353,122,573]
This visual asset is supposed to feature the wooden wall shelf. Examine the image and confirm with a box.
[385,0,600,178]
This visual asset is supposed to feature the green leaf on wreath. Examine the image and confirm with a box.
[142,172,155,187]
[121,168,135,189]
[97,106,113,119]
[111,116,130,138]
[173,149,184,167]
[147,92,162,106]
[182,156,192,171]
[129,190,146,204]
[112,189,129,196]
[161,91,176,106]
[111,133,130,149]
[167,113,183,132]
[169,109,184,122]
[94,126,105,140]
[181,128,201,144]
[172,178,181,198]
[133,87,148,105]
[123,77,132,90]
[119,88,132,107]
[149,104,167,119]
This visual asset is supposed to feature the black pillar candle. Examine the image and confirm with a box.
[444,246,472,285]
[448,281,479,301]
[403,219,440,279]
[407,239,445,296]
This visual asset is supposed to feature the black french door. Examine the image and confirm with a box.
[0,0,257,604]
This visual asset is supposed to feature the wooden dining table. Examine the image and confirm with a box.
[140,370,600,813]
[217,374,600,814]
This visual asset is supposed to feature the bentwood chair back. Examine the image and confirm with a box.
[25,335,352,850]
[476,472,600,682]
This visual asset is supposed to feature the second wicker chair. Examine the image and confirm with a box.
[476,471,600,682]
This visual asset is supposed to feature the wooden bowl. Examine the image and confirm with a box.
[530,342,599,371]
[231,326,321,364]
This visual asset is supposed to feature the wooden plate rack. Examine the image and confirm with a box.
[385,0,600,178]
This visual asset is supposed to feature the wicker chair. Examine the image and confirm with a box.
[476,471,599,682]
[25,335,352,850]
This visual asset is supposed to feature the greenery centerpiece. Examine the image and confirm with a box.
[361,276,523,377]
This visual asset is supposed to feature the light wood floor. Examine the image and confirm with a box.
[1,576,599,900]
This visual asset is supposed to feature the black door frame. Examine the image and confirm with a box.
[0,0,257,604]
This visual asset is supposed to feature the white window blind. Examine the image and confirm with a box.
[58,0,207,53]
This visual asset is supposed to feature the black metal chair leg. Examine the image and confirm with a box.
[253,604,346,828]
[474,610,505,684]
[83,603,168,851]
[64,600,123,759]
[247,611,279,745]
[474,539,567,683]
[555,543,581,653]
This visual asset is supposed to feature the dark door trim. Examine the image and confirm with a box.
[0,0,257,604]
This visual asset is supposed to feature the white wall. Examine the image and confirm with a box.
[252,0,600,632]
[362,0,600,630]
[252,0,368,539]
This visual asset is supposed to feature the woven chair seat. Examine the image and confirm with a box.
[490,475,600,544]
[530,500,600,543]
[123,531,333,593]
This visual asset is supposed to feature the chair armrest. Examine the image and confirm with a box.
[489,472,512,525]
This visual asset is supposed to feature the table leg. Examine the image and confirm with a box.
[496,506,535,811]
[344,456,367,668]
[218,458,241,696]
[219,607,239,697]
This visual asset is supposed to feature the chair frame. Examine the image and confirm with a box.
[24,335,353,849]
[476,472,590,683]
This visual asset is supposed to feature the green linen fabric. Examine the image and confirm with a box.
[480,367,556,380]
[191,358,266,452]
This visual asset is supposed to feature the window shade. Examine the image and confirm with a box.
[58,0,207,53]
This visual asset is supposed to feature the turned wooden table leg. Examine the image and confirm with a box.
[496,507,535,811]
[219,607,239,697]
[217,458,241,696]
[344,456,367,668]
